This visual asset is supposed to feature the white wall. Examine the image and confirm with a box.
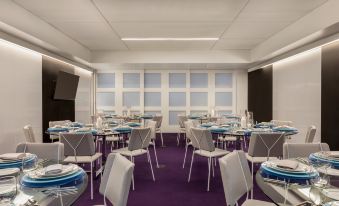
[273,48,321,143]
[0,39,42,152]
[75,68,93,124]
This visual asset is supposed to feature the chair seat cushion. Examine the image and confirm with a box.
[242,199,275,206]
[245,153,278,163]
[195,148,229,158]
[64,153,102,163]
[113,147,147,157]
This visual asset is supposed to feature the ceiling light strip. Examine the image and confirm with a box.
[121,38,219,41]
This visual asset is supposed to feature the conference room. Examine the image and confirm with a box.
[1,0,339,205]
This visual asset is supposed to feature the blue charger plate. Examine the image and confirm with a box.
[0,155,36,169]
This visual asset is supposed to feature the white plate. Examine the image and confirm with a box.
[27,164,79,179]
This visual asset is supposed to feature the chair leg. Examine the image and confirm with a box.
[251,161,254,199]
[147,150,155,181]
[207,157,211,191]
[160,129,164,147]
[130,156,135,191]
[90,161,93,200]
[212,158,215,177]
[182,142,188,169]
[177,132,180,146]
[153,142,159,168]
[188,151,195,182]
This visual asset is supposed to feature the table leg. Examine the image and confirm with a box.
[102,135,107,162]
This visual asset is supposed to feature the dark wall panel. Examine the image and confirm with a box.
[321,41,339,150]
[248,66,273,123]
[42,56,75,143]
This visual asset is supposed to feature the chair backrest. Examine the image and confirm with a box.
[49,120,71,127]
[152,116,163,129]
[184,121,194,140]
[59,133,96,158]
[248,132,285,158]
[190,128,215,152]
[305,125,316,143]
[271,120,293,127]
[128,128,152,151]
[283,143,330,159]
[178,115,188,128]
[146,120,157,140]
[16,142,64,161]
[99,153,134,206]
[23,125,36,143]
[219,150,252,206]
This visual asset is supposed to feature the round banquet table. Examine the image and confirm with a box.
[8,160,88,206]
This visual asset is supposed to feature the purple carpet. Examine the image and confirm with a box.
[74,134,272,206]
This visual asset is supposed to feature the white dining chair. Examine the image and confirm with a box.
[182,120,194,168]
[147,120,160,168]
[188,127,229,191]
[98,153,134,206]
[177,115,188,146]
[305,125,317,143]
[152,115,164,147]
[48,120,72,142]
[23,125,36,143]
[112,127,155,190]
[16,142,64,161]
[219,150,275,206]
[246,132,285,198]
[283,143,330,159]
[59,132,102,200]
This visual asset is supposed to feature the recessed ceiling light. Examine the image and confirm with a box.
[121,38,219,41]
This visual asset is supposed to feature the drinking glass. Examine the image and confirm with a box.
[22,155,38,173]
[0,176,17,206]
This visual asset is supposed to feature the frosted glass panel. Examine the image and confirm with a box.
[215,73,232,88]
[144,92,161,107]
[145,73,161,88]
[97,92,115,107]
[216,110,232,116]
[169,73,186,88]
[97,73,115,88]
[169,111,185,125]
[190,73,208,88]
[123,92,140,107]
[190,111,208,115]
[190,92,208,106]
[123,73,140,88]
[145,111,161,116]
[215,92,232,106]
[169,92,186,107]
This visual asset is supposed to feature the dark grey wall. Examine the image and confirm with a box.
[42,56,75,143]
[248,66,273,123]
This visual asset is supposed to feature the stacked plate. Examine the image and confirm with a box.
[254,122,275,128]
[47,127,69,133]
[0,154,37,169]
[209,126,229,134]
[260,160,318,183]
[200,123,215,128]
[126,122,141,127]
[309,151,339,169]
[114,126,132,133]
[272,126,298,134]
[21,164,85,188]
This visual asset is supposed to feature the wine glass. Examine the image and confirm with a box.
[22,155,38,173]
[0,176,17,206]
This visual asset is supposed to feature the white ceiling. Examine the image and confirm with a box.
[13,0,328,51]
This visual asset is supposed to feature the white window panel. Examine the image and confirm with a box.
[216,110,232,116]
[169,92,186,107]
[190,92,208,106]
[97,73,115,88]
[190,73,208,88]
[215,92,232,106]
[190,110,208,115]
[145,73,161,88]
[144,92,161,107]
[123,73,140,88]
[97,92,115,107]
[145,111,161,116]
[123,92,140,107]
[169,111,185,125]
[215,73,232,88]
[169,73,186,88]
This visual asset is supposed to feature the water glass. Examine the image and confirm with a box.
[0,176,17,205]
[22,155,38,173]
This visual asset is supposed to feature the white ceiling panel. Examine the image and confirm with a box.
[221,22,290,39]
[124,41,216,50]
[92,0,248,22]
[51,22,127,50]
[14,0,103,22]
[213,38,265,50]
[111,22,229,38]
